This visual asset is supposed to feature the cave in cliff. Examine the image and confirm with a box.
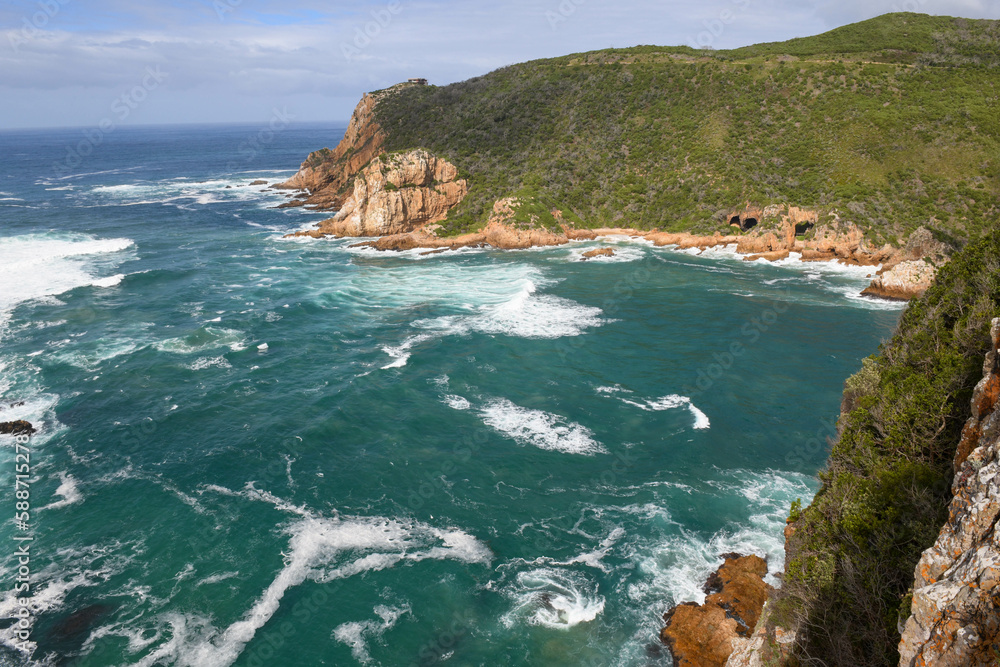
[795,222,814,236]
[742,217,758,231]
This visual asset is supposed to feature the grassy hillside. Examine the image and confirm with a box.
[773,226,1000,665]
[372,13,999,240]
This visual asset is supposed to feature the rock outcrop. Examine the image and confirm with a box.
[582,247,616,259]
[0,420,35,435]
[293,150,468,238]
[897,318,1000,667]
[861,259,939,301]
[274,86,400,209]
[661,554,772,667]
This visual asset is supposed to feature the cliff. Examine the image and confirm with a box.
[897,318,1000,666]
[273,87,395,209]
[727,227,1000,666]
[278,14,1000,299]
[366,13,998,242]
[289,149,468,237]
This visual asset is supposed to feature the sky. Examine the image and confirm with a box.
[1,0,998,129]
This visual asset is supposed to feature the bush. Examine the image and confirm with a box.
[773,225,1000,666]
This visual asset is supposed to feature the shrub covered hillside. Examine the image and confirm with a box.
[772,226,1000,666]
[373,13,999,240]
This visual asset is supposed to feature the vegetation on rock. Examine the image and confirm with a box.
[772,226,1000,665]
[371,13,999,241]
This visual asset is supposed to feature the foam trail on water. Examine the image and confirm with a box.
[332,604,410,664]
[130,487,490,667]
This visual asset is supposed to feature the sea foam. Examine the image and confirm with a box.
[0,233,134,339]
[127,487,490,667]
[480,398,606,456]
[500,567,605,630]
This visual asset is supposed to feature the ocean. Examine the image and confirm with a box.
[0,123,902,666]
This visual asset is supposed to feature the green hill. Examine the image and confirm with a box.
[371,12,999,242]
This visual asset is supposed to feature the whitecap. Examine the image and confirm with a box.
[442,395,471,410]
[38,472,83,511]
[480,398,606,455]
[0,232,134,340]
[618,394,711,429]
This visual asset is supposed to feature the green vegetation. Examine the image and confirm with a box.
[372,13,999,239]
[773,226,1000,665]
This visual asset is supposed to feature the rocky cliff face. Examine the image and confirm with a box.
[295,150,468,237]
[897,318,1000,667]
[274,88,391,209]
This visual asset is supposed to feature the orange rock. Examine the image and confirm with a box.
[660,554,772,667]
[581,247,616,259]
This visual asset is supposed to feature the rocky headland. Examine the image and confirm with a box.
[280,89,951,301]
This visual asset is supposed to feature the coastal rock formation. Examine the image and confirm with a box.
[661,554,772,666]
[302,150,468,237]
[0,420,35,435]
[582,247,615,259]
[726,605,798,667]
[897,318,1000,667]
[646,231,740,250]
[861,259,939,301]
[274,88,394,209]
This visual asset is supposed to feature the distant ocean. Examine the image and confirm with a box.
[0,124,902,666]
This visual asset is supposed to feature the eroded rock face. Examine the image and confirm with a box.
[661,554,772,667]
[295,150,468,238]
[275,90,389,209]
[897,318,1000,667]
[861,259,939,301]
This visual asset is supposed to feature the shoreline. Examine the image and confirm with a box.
[284,224,923,300]
[284,225,924,305]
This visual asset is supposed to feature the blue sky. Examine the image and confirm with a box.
[2,0,998,128]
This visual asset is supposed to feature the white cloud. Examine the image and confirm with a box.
[0,0,997,127]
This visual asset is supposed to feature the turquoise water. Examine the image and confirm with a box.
[0,125,902,666]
